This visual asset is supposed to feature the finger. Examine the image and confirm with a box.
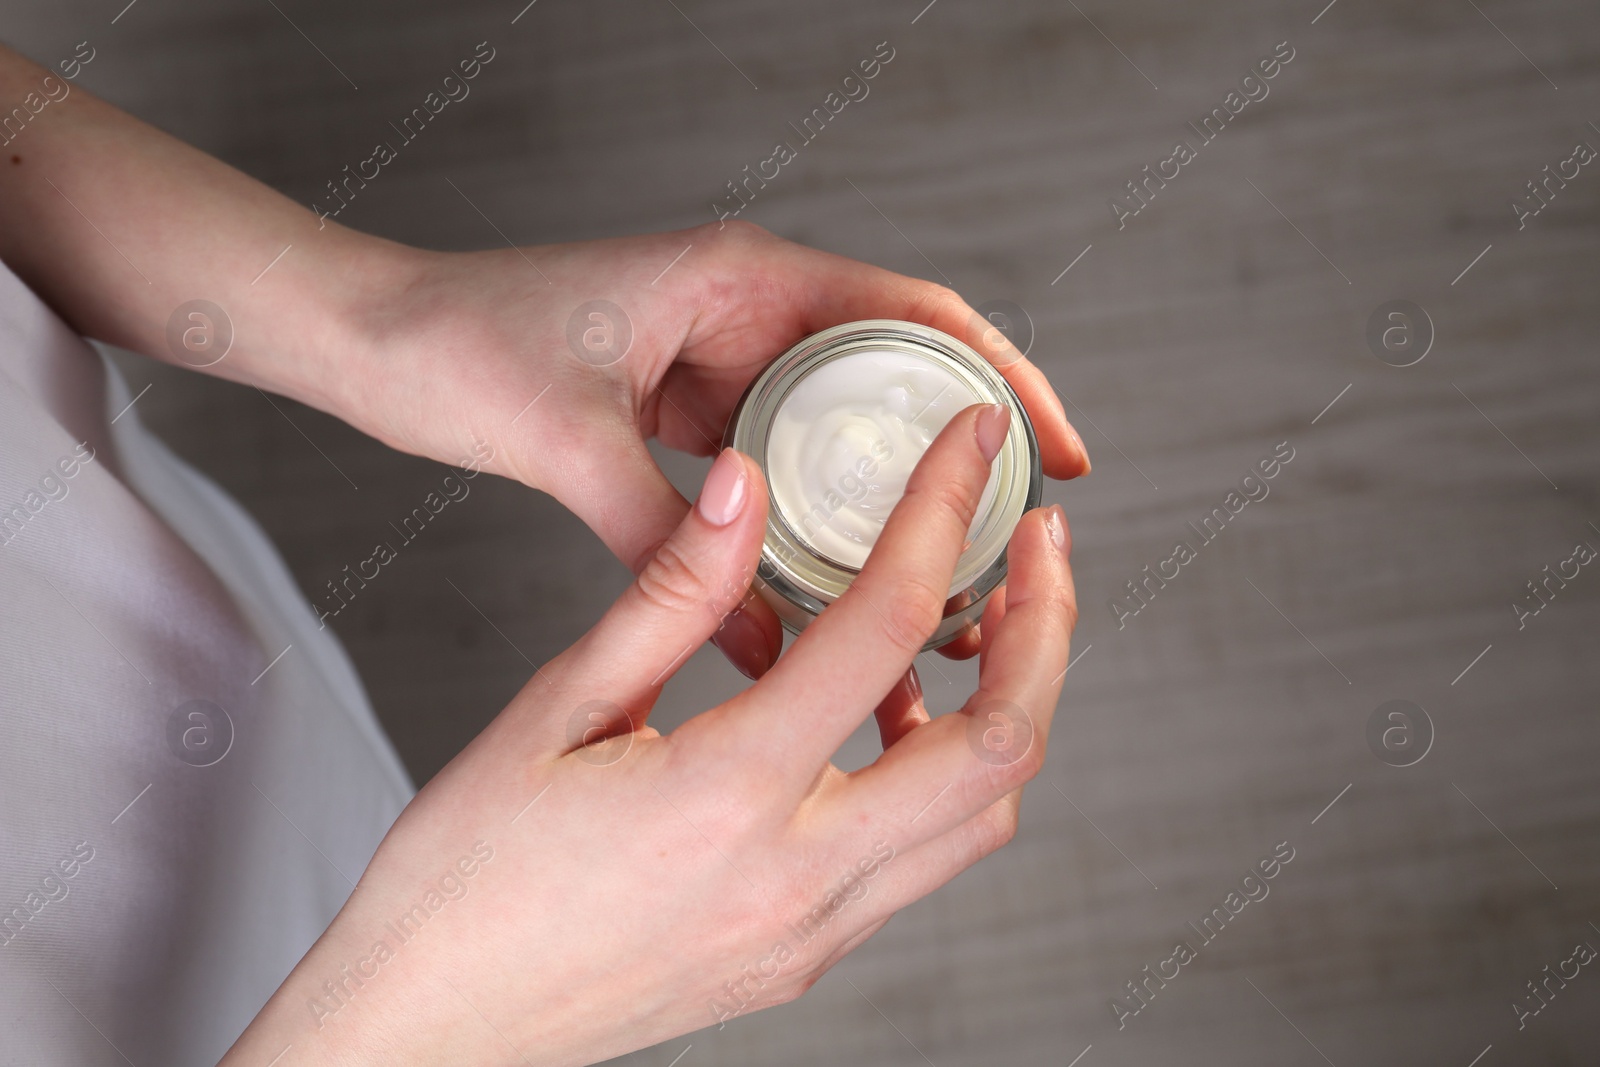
[711,596,784,683]
[810,916,891,977]
[554,427,781,680]
[647,363,751,459]
[561,449,773,712]
[814,505,1075,849]
[741,403,1009,775]
[647,369,727,458]
[977,584,1008,670]
[927,300,1089,482]
[824,791,1026,941]
[934,616,981,661]
[873,668,928,750]
[784,253,1090,479]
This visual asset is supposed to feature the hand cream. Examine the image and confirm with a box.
[726,320,1040,650]
[764,347,1000,571]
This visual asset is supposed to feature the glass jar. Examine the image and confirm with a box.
[725,319,1041,650]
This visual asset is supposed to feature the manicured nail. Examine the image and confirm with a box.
[697,450,747,527]
[975,404,1010,463]
[1049,504,1069,555]
[1071,431,1092,475]
[711,606,773,680]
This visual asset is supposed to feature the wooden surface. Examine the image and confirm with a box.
[10,0,1599,1063]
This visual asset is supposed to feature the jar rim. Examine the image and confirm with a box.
[726,319,1042,646]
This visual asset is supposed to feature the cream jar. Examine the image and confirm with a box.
[726,319,1041,650]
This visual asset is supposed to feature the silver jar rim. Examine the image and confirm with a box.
[725,319,1042,649]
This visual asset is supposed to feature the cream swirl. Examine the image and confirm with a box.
[764,347,998,569]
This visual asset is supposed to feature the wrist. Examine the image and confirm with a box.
[286,228,434,438]
[221,917,514,1067]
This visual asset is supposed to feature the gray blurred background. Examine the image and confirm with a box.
[9,0,1599,1063]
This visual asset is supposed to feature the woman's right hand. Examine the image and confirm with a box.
[221,402,1078,1067]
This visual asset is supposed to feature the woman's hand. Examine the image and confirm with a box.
[221,404,1078,1067]
[340,221,1090,676]
[0,47,1083,1065]
[0,46,1087,677]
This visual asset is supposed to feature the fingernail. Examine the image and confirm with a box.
[1049,504,1069,555]
[697,450,747,527]
[974,404,1010,463]
[711,606,773,680]
[1071,431,1092,475]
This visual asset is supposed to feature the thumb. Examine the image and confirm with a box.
[554,426,781,679]
[550,419,689,575]
[566,449,772,703]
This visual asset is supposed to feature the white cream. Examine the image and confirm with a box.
[765,347,999,570]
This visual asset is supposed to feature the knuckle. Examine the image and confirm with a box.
[704,217,770,244]
[976,730,1044,791]
[1044,587,1080,645]
[1060,594,1081,636]
[773,972,819,1006]
[1009,741,1045,784]
[1014,583,1078,650]
[1026,587,1079,643]
[973,804,1020,857]
[913,280,965,315]
[634,541,712,618]
[879,575,947,653]
[905,474,984,529]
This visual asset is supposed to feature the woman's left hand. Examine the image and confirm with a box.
[340,220,1091,677]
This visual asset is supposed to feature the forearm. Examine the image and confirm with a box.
[0,41,410,416]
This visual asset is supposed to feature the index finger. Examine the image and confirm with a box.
[786,251,1090,480]
[736,402,1010,776]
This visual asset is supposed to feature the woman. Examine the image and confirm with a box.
[0,42,1086,1065]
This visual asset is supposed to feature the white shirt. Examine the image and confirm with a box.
[0,258,413,1066]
